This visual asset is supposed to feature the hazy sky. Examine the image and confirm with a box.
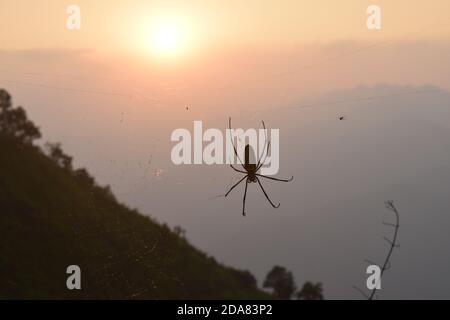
[2,0,450,52]
[1,0,450,299]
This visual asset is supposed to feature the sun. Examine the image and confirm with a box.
[147,17,188,58]
[152,24,179,55]
[132,10,197,61]
[132,11,196,61]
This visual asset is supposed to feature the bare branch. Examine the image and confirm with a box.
[356,201,400,300]
[383,261,391,271]
[368,201,400,300]
[383,236,395,246]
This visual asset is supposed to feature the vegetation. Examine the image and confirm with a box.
[263,266,324,300]
[263,266,297,299]
[0,90,41,144]
[0,89,269,299]
[297,282,324,300]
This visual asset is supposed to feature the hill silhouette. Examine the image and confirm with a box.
[0,89,269,299]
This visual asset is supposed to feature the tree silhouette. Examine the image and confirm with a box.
[263,265,296,299]
[0,89,41,144]
[45,142,73,170]
[296,281,324,300]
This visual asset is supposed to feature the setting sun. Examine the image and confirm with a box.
[127,8,200,61]
[144,15,191,59]
[151,24,180,55]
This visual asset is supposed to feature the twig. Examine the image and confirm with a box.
[353,200,400,300]
[368,200,400,300]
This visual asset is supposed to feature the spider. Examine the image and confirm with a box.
[225,118,293,216]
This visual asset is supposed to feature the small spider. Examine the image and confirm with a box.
[225,118,293,216]
[339,116,346,121]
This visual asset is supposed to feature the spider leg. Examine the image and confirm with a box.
[242,180,249,216]
[256,174,294,182]
[228,117,245,168]
[256,178,280,209]
[230,164,247,174]
[225,175,247,197]
[256,141,271,172]
[256,120,268,168]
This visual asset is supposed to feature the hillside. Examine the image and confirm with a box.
[0,122,269,299]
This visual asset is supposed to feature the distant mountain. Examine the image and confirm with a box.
[0,92,269,298]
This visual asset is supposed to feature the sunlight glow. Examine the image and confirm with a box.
[146,16,189,59]
[152,24,179,54]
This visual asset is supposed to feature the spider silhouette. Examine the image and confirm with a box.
[225,118,293,216]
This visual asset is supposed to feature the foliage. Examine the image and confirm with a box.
[45,142,73,171]
[296,282,324,300]
[0,89,41,144]
[263,265,296,300]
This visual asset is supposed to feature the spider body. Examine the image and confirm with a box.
[243,145,258,183]
[245,170,258,183]
[225,118,293,216]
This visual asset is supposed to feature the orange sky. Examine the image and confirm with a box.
[1,0,450,54]
[1,0,450,106]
